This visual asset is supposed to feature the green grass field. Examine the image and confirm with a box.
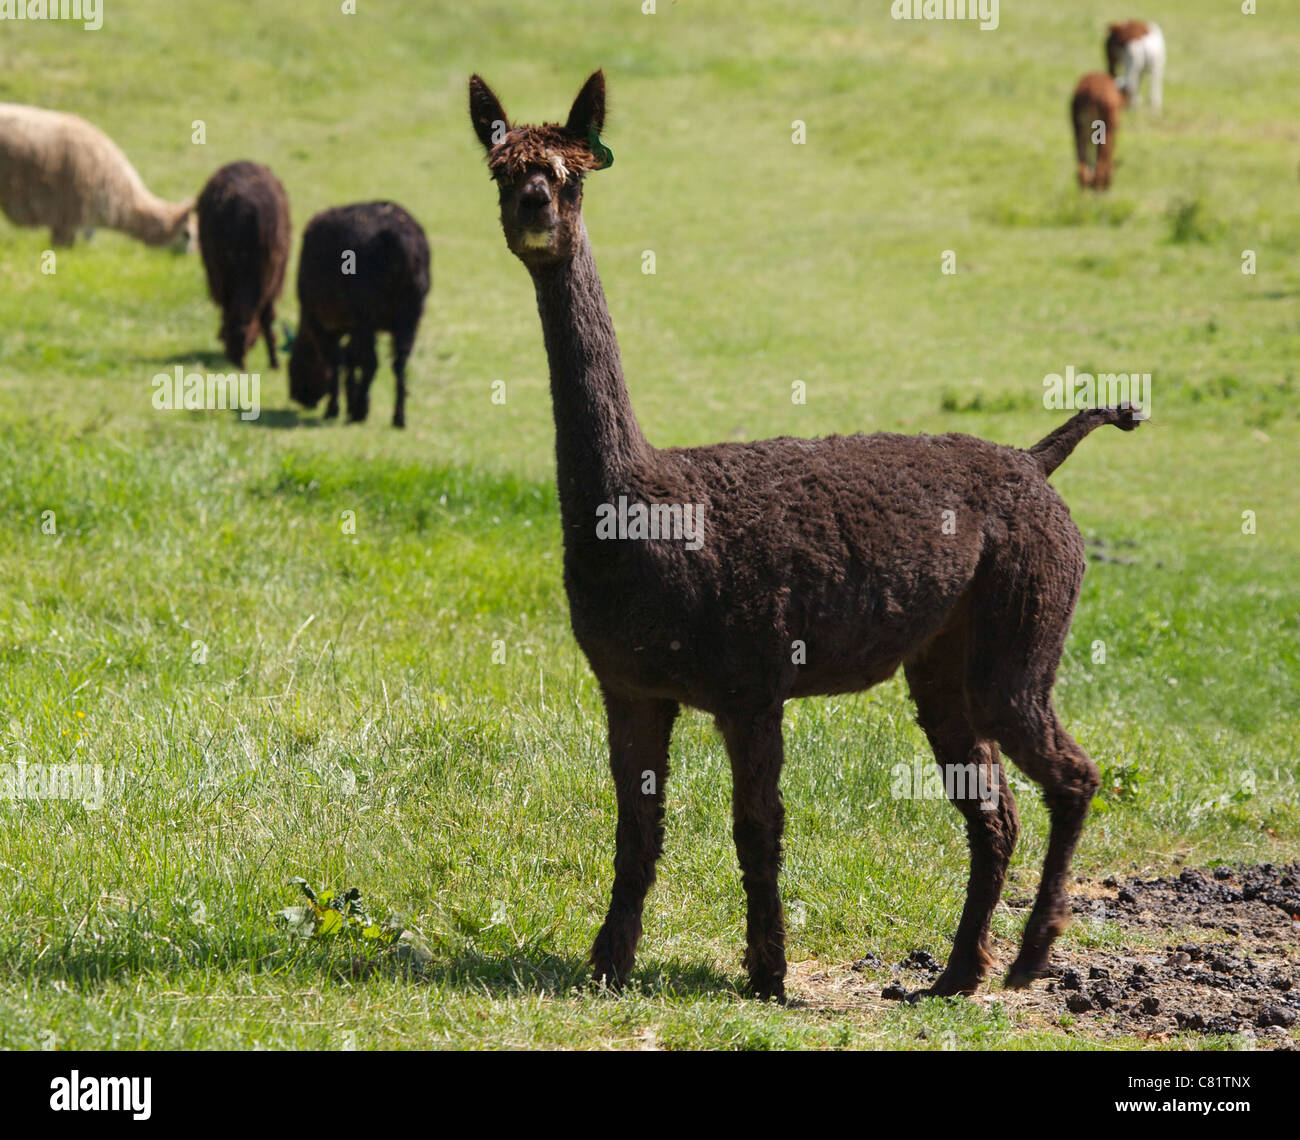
[0,0,1296,1049]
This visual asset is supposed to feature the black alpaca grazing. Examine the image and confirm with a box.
[469,70,1141,1001]
[289,201,430,428]
[196,161,291,369]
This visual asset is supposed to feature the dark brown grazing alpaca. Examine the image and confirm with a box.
[196,161,291,369]
[470,70,1141,1001]
[1072,72,1125,191]
[288,201,430,428]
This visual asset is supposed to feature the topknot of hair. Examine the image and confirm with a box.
[486,124,603,182]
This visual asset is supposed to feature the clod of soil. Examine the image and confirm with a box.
[785,862,1299,1049]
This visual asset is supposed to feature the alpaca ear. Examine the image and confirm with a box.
[565,70,606,139]
[469,74,509,152]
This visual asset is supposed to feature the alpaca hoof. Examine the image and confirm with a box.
[589,928,634,993]
[590,950,632,992]
[324,404,339,420]
[918,972,981,999]
[392,415,405,429]
[590,968,625,993]
[1003,965,1043,990]
[745,976,786,1003]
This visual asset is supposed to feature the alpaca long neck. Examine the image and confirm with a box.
[530,229,649,521]
[121,189,184,245]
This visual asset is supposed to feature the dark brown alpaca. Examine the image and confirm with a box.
[288,201,430,428]
[469,71,1141,1001]
[1072,72,1125,190]
[196,161,291,369]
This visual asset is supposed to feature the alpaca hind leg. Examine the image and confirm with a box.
[589,691,679,989]
[389,320,417,429]
[905,631,1019,997]
[1072,107,1094,188]
[717,706,787,1001]
[986,698,1097,988]
[964,556,1098,989]
[261,303,278,370]
[1149,57,1164,114]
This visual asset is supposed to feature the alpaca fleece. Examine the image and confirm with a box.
[471,70,1142,1003]
[1071,73,1124,190]
[0,103,195,248]
[196,161,291,370]
[1105,20,1165,113]
[288,201,430,428]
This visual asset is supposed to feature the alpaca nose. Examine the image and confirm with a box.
[518,176,555,224]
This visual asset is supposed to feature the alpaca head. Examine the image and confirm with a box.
[469,71,610,268]
[166,200,198,253]
[288,326,331,408]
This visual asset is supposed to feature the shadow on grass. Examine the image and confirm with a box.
[403,947,739,1001]
[135,348,234,369]
[0,939,740,1002]
[244,407,327,429]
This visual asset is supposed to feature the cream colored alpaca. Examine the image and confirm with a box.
[0,103,195,248]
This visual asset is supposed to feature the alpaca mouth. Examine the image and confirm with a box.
[520,227,556,250]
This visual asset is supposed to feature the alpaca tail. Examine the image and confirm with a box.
[1029,406,1143,476]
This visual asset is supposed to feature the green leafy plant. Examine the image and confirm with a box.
[1092,759,1145,812]
[276,879,433,967]
[278,878,390,941]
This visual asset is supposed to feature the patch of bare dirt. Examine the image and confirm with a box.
[787,862,1300,1048]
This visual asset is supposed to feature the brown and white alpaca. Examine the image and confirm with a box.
[470,71,1141,1001]
[1105,21,1165,113]
[0,104,195,248]
[1071,73,1124,190]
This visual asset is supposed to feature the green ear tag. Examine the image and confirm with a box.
[587,124,614,170]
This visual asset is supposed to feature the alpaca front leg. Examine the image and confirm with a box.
[590,692,679,989]
[324,342,343,419]
[346,332,377,423]
[719,708,787,1001]
[1123,59,1142,108]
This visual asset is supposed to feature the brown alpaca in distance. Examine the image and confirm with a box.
[196,162,291,370]
[1072,73,1125,190]
[469,70,1142,1001]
